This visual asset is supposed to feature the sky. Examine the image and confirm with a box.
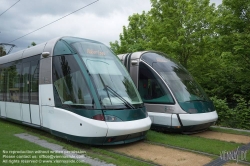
[0,0,222,54]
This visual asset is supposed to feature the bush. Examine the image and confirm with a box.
[211,96,250,130]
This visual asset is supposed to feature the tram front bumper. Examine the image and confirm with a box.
[105,117,151,137]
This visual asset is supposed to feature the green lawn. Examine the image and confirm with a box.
[210,127,250,136]
[0,120,90,166]
[0,120,151,166]
[1,119,249,165]
[146,130,250,162]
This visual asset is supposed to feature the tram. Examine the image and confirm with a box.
[118,51,218,133]
[0,37,151,145]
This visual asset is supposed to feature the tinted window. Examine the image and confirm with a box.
[0,69,3,101]
[139,62,174,104]
[8,64,21,102]
[5,63,19,102]
[142,52,214,113]
[52,55,94,108]
[21,61,30,103]
[20,56,40,104]
[71,41,143,108]
[0,55,40,104]
[30,60,39,104]
[0,67,8,101]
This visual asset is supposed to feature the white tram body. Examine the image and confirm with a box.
[0,37,151,144]
[118,51,218,133]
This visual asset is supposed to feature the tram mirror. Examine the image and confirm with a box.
[42,52,50,58]
[131,60,137,65]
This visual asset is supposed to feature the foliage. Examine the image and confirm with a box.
[28,42,37,48]
[213,0,250,103]
[0,45,6,57]
[147,130,241,156]
[110,0,250,129]
[210,127,250,137]
[111,0,217,68]
[110,11,150,54]
[211,96,250,130]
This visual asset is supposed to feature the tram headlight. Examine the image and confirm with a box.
[92,114,123,122]
[104,115,123,122]
[188,109,198,113]
[92,114,105,121]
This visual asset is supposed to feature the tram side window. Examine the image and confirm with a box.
[5,63,21,102]
[0,69,3,101]
[21,62,30,104]
[20,58,40,104]
[138,62,174,104]
[30,61,39,104]
[6,65,10,102]
[52,55,94,107]
[0,68,7,101]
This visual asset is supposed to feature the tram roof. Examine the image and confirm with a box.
[118,51,148,61]
[0,36,103,65]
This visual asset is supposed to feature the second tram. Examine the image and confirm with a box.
[118,51,218,133]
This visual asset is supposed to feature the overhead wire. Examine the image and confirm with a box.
[6,0,99,44]
[0,0,20,17]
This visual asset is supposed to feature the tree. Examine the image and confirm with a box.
[111,0,250,107]
[110,11,150,54]
[206,0,250,104]
[149,0,218,67]
[28,42,37,48]
[111,0,217,68]
[0,45,6,57]
[110,0,250,128]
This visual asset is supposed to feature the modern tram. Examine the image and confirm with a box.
[0,37,151,145]
[118,51,218,133]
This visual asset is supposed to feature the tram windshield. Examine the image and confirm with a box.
[72,41,143,109]
[141,52,214,113]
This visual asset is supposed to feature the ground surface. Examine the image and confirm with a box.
[12,129,250,166]
[111,142,212,166]
[224,162,246,166]
[194,131,250,144]
[111,130,250,166]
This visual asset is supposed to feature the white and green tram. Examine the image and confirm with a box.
[118,51,218,133]
[0,37,151,145]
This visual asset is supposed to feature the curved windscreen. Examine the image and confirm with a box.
[138,62,174,104]
[72,41,143,109]
[52,55,94,109]
[141,52,215,113]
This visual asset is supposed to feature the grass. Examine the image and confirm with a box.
[0,120,89,166]
[208,127,250,163]
[209,126,250,136]
[0,119,152,166]
[1,118,250,165]
[146,130,250,162]
[91,148,152,166]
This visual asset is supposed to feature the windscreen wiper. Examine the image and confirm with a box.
[105,85,135,109]
[98,74,112,106]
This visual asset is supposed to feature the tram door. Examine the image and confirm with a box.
[21,59,40,125]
